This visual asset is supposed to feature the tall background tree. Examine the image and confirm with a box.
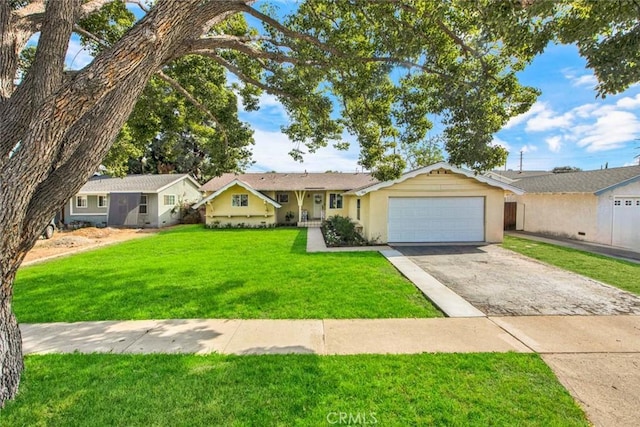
[3,0,636,405]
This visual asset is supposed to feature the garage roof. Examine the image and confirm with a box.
[347,162,525,196]
[510,165,640,194]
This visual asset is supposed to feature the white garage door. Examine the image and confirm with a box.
[612,197,640,250]
[388,197,485,243]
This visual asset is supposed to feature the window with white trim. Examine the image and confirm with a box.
[625,200,633,206]
[139,195,148,214]
[163,194,176,206]
[232,194,249,207]
[356,199,361,220]
[276,193,289,204]
[75,195,87,208]
[329,193,343,209]
[97,195,108,208]
[614,200,621,206]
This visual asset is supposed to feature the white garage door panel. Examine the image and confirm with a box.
[388,197,484,243]
[612,197,640,250]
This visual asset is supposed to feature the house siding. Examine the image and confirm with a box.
[203,184,277,227]
[360,170,505,243]
[66,195,109,226]
[157,179,201,227]
[516,193,598,242]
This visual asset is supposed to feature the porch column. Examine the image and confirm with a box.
[294,190,306,223]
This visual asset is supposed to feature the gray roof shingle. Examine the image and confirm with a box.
[511,166,640,194]
[491,170,553,179]
[200,172,378,192]
[79,174,197,193]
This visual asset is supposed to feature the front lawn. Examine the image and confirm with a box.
[2,353,587,426]
[503,236,640,295]
[14,226,441,322]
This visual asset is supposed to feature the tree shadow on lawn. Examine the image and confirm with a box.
[13,272,258,322]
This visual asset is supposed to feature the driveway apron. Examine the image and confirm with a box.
[397,244,640,316]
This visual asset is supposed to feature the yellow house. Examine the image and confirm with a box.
[194,162,523,243]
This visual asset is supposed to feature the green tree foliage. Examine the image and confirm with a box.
[482,0,640,97]
[68,1,543,181]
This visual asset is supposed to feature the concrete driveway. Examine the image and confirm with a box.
[397,245,640,316]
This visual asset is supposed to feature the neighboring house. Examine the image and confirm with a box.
[503,166,640,251]
[194,162,522,244]
[65,174,201,228]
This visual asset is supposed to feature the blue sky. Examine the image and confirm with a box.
[62,4,640,174]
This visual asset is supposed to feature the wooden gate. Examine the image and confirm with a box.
[504,202,517,230]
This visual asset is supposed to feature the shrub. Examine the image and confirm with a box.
[321,215,368,247]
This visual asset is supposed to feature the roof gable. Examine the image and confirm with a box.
[351,162,524,196]
[192,179,281,209]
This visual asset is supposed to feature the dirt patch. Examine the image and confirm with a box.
[23,227,158,266]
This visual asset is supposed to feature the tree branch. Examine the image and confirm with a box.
[30,0,80,107]
[238,4,344,58]
[155,70,228,144]
[197,51,292,100]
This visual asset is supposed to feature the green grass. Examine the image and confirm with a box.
[503,235,640,295]
[1,353,587,426]
[14,226,441,322]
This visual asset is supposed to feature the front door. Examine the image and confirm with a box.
[313,193,324,219]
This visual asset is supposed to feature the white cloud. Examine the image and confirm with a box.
[525,107,573,132]
[503,102,546,130]
[575,110,640,152]
[562,68,597,88]
[491,136,511,151]
[616,94,640,110]
[545,136,562,153]
[520,144,538,153]
[249,128,361,172]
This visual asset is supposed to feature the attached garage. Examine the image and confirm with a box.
[345,162,524,244]
[388,197,485,243]
[506,165,640,251]
[612,197,640,250]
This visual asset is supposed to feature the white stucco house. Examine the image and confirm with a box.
[499,166,640,251]
[64,174,202,228]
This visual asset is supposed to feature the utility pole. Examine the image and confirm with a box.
[519,150,523,173]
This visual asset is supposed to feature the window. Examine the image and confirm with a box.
[163,194,176,206]
[625,200,632,206]
[614,200,621,206]
[329,193,343,209]
[75,195,87,208]
[232,194,248,207]
[637,200,640,206]
[97,195,108,208]
[139,195,148,214]
[276,193,289,204]
[356,199,361,220]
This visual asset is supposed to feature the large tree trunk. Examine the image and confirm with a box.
[0,0,245,406]
[0,276,23,405]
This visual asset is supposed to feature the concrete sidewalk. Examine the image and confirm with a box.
[20,315,640,426]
